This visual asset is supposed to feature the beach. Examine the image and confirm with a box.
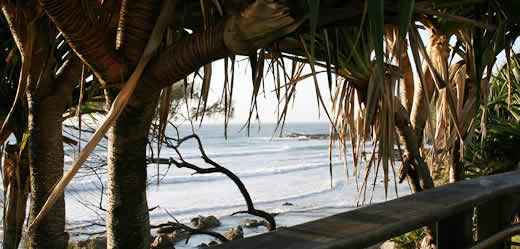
[26,122,410,248]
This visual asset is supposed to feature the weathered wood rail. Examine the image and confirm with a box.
[215,171,520,249]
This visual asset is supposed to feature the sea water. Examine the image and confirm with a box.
[4,122,411,248]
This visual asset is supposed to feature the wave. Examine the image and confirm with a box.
[160,142,330,162]
[148,180,345,221]
[148,160,344,185]
[67,160,348,192]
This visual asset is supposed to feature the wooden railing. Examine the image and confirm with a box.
[215,171,520,249]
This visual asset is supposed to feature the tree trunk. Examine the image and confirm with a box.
[2,146,29,249]
[26,92,69,249]
[106,97,158,249]
[395,103,434,192]
[449,139,464,182]
[400,49,415,114]
[2,6,74,247]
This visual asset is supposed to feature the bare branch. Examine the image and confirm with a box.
[151,221,228,244]
[154,134,276,231]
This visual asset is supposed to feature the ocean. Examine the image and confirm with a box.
[8,122,411,248]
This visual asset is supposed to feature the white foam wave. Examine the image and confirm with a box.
[67,160,346,192]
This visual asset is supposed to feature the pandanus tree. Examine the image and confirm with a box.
[0,13,30,249]
[0,2,85,248]
[278,0,520,193]
[2,0,520,249]
[19,1,303,248]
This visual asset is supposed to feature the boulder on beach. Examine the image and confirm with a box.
[190,215,221,229]
[151,234,174,249]
[157,226,177,234]
[244,219,267,228]
[197,240,220,248]
[224,226,244,240]
[169,230,190,242]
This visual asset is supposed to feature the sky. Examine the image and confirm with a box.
[196,30,520,126]
[200,58,333,124]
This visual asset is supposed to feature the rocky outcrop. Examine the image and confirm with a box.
[151,234,174,249]
[190,216,221,229]
[244,219,268,228]
[169,230,190,243]
[224,226,244,240]
[197,240,220,248]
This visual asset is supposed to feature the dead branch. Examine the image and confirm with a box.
[154,134,276,231]
[151,221,228,244]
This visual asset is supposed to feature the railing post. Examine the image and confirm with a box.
[436,209,474,248]
[477,194,520,249]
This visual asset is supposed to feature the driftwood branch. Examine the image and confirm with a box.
[153,134,276,231]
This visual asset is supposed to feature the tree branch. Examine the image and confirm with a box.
[151,221,228,244]
[395,102,434,192]
[133,0,303,101]
[116,0,163,65]
[158,134,276,231]
[135,21,230,98]
[38,0,126,84]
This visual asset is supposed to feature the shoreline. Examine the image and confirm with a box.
[69,203,398,249]
[68,204,356,249]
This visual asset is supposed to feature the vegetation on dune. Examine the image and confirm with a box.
[0,0,519,249]
[466,54,520,178]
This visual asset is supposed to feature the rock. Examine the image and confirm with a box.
[190,215,221,229]
[420,235,437,249]
[224,226,244,241]
[380,241,395,249]
[281,202,293,206]
[169,230,190,242]
[151,234,174,249]
[157,226,177,234]
[244,219,267,228]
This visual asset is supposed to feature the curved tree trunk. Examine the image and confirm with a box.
[2,146,29,249]
[25,55,81,249]
[38,0,126,84]
[2,5,71,248]
[449,139,464,182]
[395,103,434,192]
[410,63,436,141]
[26,92,69,249]
[106,97,158,249]
[410,31,449,143]
[400,49,415,114]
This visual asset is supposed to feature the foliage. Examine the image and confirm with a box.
[466,118,520,177]
[465,55,520,178]
[4,1,520,247]
[160,81,232,122]
[391,228,426,249]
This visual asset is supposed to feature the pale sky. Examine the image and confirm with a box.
[189,31,520,126]
[197,58,334,124]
